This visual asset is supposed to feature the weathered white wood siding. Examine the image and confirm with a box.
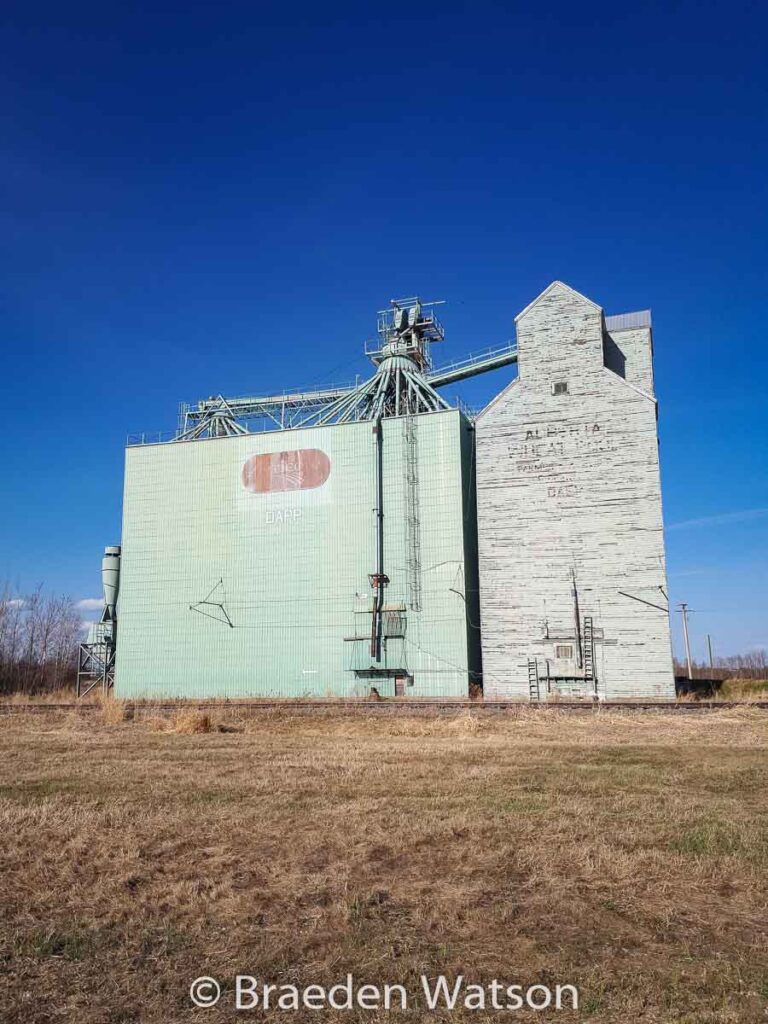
[604,323,655,394]
[476,281,675,700]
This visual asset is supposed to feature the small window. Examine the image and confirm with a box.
[555,644,574,659]
[552,382,568,395]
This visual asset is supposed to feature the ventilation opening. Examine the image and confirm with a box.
[552,382,568,395]
[555,644,574,659]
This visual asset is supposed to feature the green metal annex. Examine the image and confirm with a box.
[114,409,480,699]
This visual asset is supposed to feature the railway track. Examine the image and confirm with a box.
[1,699,766,716]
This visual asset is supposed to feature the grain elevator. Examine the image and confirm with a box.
[112,300,487,699]
[79,284,676,701]
[475,282,675,699]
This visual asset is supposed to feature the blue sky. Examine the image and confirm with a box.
[0,1,766,660]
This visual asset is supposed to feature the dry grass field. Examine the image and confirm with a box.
[1,706,767,1023]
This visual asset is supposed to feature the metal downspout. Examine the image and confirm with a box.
[370,416,385,662]
[571,568,583,669]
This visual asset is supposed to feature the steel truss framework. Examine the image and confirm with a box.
[76,638,115,697]
[175,298,518,440]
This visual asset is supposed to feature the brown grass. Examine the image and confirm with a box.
[718,678,768,699]
[0,708,766,1022]
[144,710,214,734]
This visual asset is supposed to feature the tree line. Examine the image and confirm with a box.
[673,649,768,680]
[0,585,83,694]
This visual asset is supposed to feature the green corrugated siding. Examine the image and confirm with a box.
[114,409,477,698]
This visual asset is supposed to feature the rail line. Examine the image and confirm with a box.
[1,699,766,716]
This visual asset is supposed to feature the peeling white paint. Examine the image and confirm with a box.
[476,282,675,700]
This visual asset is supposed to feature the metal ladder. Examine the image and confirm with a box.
[403,412,422,611]
[527,659,540,701]
[583,616,595,693]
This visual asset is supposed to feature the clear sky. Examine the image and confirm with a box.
[1,1,766,661]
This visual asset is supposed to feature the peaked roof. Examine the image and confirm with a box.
[514,280,603,323]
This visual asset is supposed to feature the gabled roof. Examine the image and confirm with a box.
[514,280,602,323]
[475,375,519,423]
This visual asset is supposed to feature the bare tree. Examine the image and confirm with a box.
[674,650,768,681]
[0,583,82,695]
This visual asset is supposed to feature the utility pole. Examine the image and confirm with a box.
[678,604,693,679]
[706,633,714,672]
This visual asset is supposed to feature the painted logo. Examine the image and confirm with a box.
[241,449,331,493]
